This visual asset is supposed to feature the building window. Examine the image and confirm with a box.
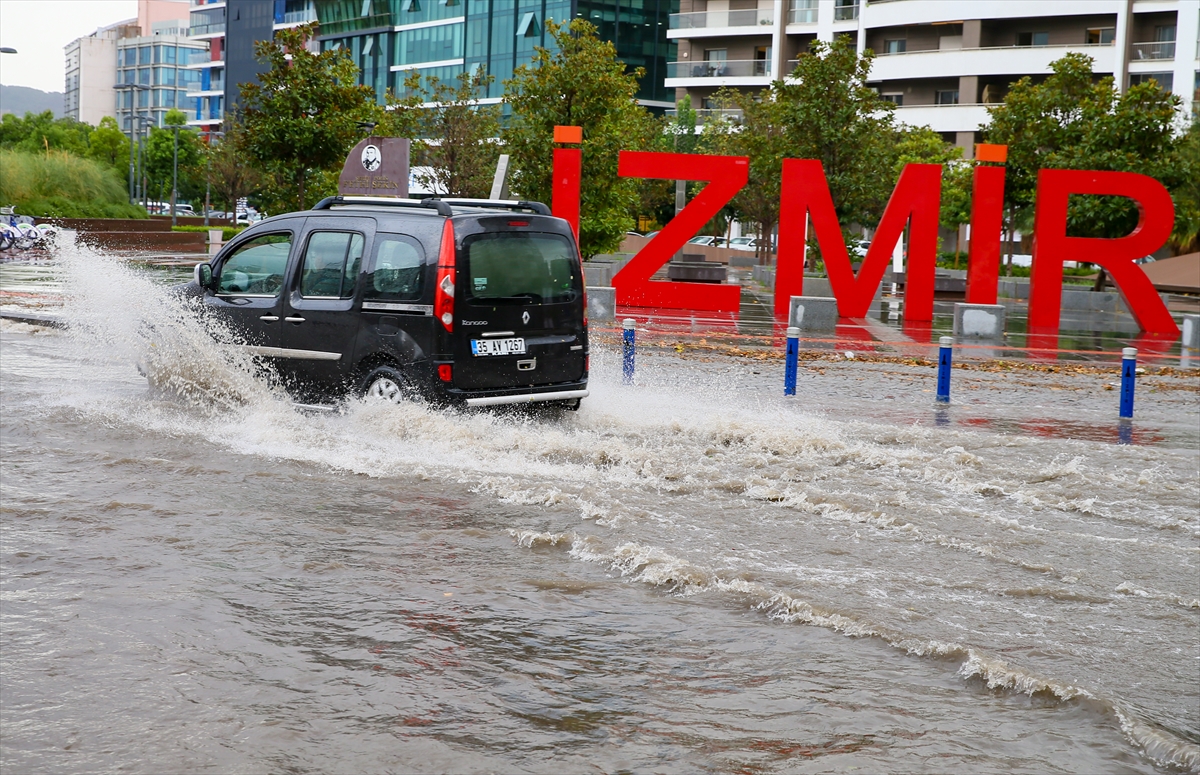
[880,92,903,106]
[1129,72,1173,91]
[1086,27,1115,45]
[1017,32,1049,47]
[139,68,151,86]
[884,39,906,54]
[139,46,152,65]
[935,89,959,105]
[1155,25,1176,42]
[156,67,176,86]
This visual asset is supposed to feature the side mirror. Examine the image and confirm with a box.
[194,262,213,290]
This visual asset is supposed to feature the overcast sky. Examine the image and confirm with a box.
[0,0,138,93]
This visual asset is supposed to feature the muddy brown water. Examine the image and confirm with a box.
[1,246,1197,773]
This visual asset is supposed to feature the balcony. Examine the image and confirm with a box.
[285,9,317,23]
[187,79,223,95]
[668,59,772,78]
[788,0,816,24]
[665,108,745,124]
[188,22,225,36]
[833,0,858,21]
[668,6,775,37]
[869,42,1115,80]
[666,59,773,87]
[892,104,991,133]
[1130,41,1175,61]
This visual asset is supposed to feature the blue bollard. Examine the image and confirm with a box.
[1119,347,1137,419]
[784,326,799,396]
[622,318,636,385]
[936,335,953,403]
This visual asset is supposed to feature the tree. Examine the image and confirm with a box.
[893,125,973,264]
[503,19,656,258]
[0,111,92,155]
[145,110,204,205]
[700,36,901,263]
[700,91,787,262]
[1169,121,1199,254]
[384,70,501,198]
[204,117,263,215]
[87,116,129,174]
[984,53,1183,243]
[239,23,380,211]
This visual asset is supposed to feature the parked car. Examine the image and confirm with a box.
[728,236,775,252]
[687,235,728,248]
[851,240,871,258]
[177,196,589,408]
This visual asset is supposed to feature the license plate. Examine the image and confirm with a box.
[471,337,526,356]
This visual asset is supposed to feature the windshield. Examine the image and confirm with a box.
[465,232,579,305]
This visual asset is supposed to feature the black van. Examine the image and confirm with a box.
[183,196,589,408]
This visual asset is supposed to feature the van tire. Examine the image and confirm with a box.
[360,365,417,404]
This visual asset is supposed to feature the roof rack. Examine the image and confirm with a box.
[437,198,551,216]
[311,195,453,217]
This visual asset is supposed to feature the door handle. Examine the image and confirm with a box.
[284,317,305,323]
[259,315,279,321]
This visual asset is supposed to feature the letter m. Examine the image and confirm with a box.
[775,159,942,323]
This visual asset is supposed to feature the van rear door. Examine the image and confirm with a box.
[453,230,585,390]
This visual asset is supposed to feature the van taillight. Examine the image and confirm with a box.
[579,255,587,328]
[508,220,529,227]
[434,219,455,331]
[438,364,453,382]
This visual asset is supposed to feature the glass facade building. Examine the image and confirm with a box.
[314,0,677,106]
[115,35,210,131]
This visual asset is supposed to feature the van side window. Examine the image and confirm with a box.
[300,232,364,298]
[363,235,424,301]
[217,233,291,296]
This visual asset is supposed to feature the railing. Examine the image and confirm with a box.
[317,12,393,35]
[282,8,318,24]
[669,7,775,30]
[187,79,223,94]
[833,1,859,21]
[875,41,1113,56]
[665,108,744,124]
[667,59,772,78]
[788,0,817,24]
[1130,41,1175,60]
[188,22,225,36]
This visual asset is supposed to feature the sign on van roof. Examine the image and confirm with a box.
[338,137,410,198]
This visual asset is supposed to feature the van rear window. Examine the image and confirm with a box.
[465,233,578,304]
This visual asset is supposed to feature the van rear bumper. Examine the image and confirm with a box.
[465,389,589,407]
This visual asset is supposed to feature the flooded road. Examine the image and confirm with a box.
[1,248,1198,773]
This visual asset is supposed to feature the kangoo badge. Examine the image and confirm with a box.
[361,144,381,172]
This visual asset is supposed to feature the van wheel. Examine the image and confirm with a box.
[360,365,414,404]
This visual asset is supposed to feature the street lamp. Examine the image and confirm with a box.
[113,84,149,205]
[165,122,188,226]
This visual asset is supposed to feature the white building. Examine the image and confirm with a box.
[64,19,139,125]
[667,0,1200,155]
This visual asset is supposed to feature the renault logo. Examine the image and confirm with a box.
[522,311,530,325]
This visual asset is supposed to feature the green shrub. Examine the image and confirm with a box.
[0,149,148,219]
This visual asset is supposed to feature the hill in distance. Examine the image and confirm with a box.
[1,85,64,118]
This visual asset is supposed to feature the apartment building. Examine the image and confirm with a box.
[64,20,140,125]
[312,0,677,107]
[185,0,317,130]
[667,0,1200,154]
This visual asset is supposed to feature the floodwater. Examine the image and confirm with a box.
[1,246,1198,774]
